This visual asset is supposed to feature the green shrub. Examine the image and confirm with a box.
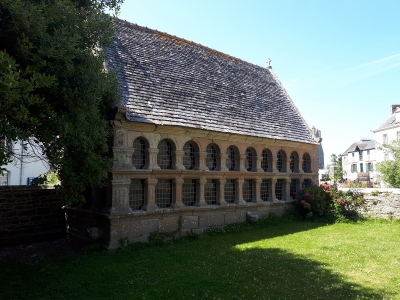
[293,183,333,219]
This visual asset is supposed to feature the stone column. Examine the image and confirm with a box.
[143,178,158,211]
[174,150,185,170]
[285,178,292,201]
[108,179,133,215]
[217,178,228,205]
[147,148,160,170]
[271,178,278,202]
[285,158,292,174]
[198,152,209,171]
[195,178,207,206]
[298,178,303,193]
[235,178,246,204]
[256,156,263,172]
[218,153,229,171]
[239,154,247,172]
[272,157,279,173]
[254,178,263,203]
[171,178,185,208]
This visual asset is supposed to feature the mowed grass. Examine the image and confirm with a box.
[1,219,400,299]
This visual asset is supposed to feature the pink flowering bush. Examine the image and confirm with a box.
[293,184,334,219]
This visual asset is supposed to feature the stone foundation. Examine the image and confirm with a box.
[67,202,289,249]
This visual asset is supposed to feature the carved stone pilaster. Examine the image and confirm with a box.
[217,178,228,205]
[147,148,160,170]
[285,178,292,201]
[272,157,279,173]
[254,178,263,203]
[195,178,208,206]
[239,154,247,172]
[198,152,209,171]
[174,150,185,170]
[112,147,135,170]
[107,179,132,215]
[143,178,158,211]
[171,178,185,208]
[235,178,246,205]
[218,153,229,171]
[256,156,263,172]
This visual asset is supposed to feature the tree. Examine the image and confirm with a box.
[328,154,345,183]
[376,140,400,188]
[0,0,123,204]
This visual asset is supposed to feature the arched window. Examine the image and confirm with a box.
[206,144,217,171]
[261,149,270,172]
[245,148,253,171]
[157,140,173,169]
[302,153,311,173]
[277,151,284,172]
[129,179,145,210]
[226,146,236,171]
[183,142,196,170]
[132,138,146,169]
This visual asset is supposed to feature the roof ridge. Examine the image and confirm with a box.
[114,18,267,72]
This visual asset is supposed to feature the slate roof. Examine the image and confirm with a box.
[373,107,400,132]
[106,19,317,144]
[342,139,375,155]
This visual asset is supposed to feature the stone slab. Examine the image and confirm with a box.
[198,212,225,228]
[224,211,246,224]
[181,216,199,230]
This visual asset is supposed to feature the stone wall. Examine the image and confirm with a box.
[67,202,289,249]
[340,188,400,220]
[0,186,65,246]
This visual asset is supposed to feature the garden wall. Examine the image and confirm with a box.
[340,188,400,220]
[0,186,65,246]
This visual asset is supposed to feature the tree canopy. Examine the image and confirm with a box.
[376,140,400,188]
[0,0,123,203]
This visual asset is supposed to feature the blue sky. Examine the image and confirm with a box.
[118,0,400,167]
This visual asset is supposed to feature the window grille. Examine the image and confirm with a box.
[182,179,196,206]
[360,163,364,172]
[275,179,283,200]
[225,179,236,203]
[204,179,217,205]
[261,150,269,171]
[245,148,253,171]
[206,145,217,171]
[226,147,236,171]
[183,142,196,170]
[155,179,172,208]
[290,180,298,198]
[351,164,358,173]
[302,154,310,173]
[129,179,145,210]
[368,163,373,171]
[359,151,363,161]
[303,179,312,188]
[243,179,253,202]
[158,140,172,169]
[260,180,269,201]
[277,151,283,172]
[290,153,295,172]
[132,138,146,169]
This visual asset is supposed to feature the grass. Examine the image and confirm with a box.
[1,217,400,299]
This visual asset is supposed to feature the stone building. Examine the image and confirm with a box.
[67,19,319,249]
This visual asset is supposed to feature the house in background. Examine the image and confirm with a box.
[371,104,400,187]
[341,138,376,183]
[0,137,49,186]
[67,19,320,248]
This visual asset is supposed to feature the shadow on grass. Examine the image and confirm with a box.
[0,219,391,299]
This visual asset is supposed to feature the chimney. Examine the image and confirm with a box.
[390,104,400,115]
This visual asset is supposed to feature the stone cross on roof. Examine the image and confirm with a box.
[267,58,272,67]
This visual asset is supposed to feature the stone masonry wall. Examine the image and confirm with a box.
[340,188,400,220]
[0,186,65,246]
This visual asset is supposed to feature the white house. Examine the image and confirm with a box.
[341,138,376,183]
[1,139,49,186]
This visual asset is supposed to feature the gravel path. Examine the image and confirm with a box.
[0,235,95,263]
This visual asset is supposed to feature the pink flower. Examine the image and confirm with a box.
[293,192,297,195]
[300,200,305,204]
[305,192,310,197]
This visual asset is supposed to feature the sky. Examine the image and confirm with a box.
[117,0,400,167]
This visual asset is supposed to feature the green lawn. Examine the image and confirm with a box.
[2,219,400,299]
